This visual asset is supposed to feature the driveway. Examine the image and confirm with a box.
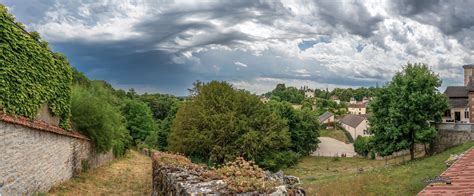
[312,137,356,157]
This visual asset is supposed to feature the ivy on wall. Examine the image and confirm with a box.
[0,5,72,129]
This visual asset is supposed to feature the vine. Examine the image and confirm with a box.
[0,4,72,129]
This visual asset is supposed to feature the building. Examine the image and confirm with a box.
[330,95,341,104]
[304,89,315,98]
[348,102,367,115]
[443,65,474,123]
[319,111,334,124]
[340,114,369,139]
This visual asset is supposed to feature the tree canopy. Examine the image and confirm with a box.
[168,81,295,170]
[369,63,448,159]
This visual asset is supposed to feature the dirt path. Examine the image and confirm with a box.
[48,150,152,195]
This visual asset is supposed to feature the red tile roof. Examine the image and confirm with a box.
[418,147,474,195]
[0,112,89,140]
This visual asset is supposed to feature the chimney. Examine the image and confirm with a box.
[463,64,474,86]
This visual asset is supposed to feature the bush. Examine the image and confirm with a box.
[168,81,292,171]
[354,136,374,157]
[70,82,131,154]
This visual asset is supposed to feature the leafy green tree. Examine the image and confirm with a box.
[354,136,374,157]
[70,82,131,154]
[122,98,156,144]
[270,84,304,104]
[369,63,448,160]
[144,101,180,150]
[168,81,292,170]
[267,100,320,156]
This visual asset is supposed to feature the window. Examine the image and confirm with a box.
[465,110,469,119]
[444,110,451,117]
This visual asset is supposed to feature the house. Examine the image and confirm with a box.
[319,111,334,124]
[340,114,370,139]
[330,95,340,104]
[348,102,367,115]
[349,97,356,104]
[443,64,474,123]
[260,96,270,103]
[304,89,314,98]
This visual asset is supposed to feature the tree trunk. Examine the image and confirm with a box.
[410,143,415,160]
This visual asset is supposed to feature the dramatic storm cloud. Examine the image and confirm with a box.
[2,0,473,95]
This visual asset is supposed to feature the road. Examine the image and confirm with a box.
[312,137,356,157]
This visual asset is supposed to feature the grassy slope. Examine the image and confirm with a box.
[319,129,350,143]
[284,141,474,195]
[48,150,151,195]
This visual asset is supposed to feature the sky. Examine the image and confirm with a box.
[2,0,474,96]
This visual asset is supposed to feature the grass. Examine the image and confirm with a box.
[319,128,350,143]
[48,150,151,195]
[284,141,474,195]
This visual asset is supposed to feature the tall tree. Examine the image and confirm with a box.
[122,98,156,144]
[369,63,448,160]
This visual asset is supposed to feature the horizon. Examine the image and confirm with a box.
[2,0,473,96]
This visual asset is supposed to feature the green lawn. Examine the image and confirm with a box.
[284,141,474,195]
[319,129,350,143]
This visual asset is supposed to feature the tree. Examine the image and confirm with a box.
[269,83,304,104]
[168,81,292,170]
[369,63,448,160]
[267,100,321,156]
[122,98,156,144]
[354,136,374,157]
[70,82,131,155]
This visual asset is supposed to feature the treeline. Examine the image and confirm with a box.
[265,84,380,104]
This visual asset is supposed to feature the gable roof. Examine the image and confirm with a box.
[445,86,468,98]
[348,102,366,108]
[340,114,366,128]
[319,111,334,123]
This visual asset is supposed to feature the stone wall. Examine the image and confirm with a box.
[0,114,113,195]
[432,123,474,153]
[151,151,305,196]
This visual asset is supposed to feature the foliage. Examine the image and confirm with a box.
[0,5,72,128]
[216,157,281,193]
[353,136,374,157]
[72,67,91,86]
[141,93,179,120]
[369,63,448,159]
[122,98,156,144]
[168,81,292,171]
[144,100,180,150]
[70,82,131,154]
[270,84,304,104]
[267,100,320,156]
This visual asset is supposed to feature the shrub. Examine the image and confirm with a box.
[70,82,131,154]
[354,136,374,157]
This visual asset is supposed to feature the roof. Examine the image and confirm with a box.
[340,114,366,128]
[462,64,474,69]
[0,112,89,140]
[348,102,366,108]
[330,95,339,100]
[419,147,474,195]
[319,111,334,123]
[444,86,468,98]
[448,98,468,108]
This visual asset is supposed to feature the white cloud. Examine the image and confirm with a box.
[234,61,248,68]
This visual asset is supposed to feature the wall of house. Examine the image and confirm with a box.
[0,116,113,195]
[443,107,470,123]
[348,107,366,115]
[322,116,335,124]
[342,119,368,140]
[432,123,474,153]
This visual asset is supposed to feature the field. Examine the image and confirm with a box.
[48,150,151,195]
[319,128,350,143]
[284,141,474,195]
